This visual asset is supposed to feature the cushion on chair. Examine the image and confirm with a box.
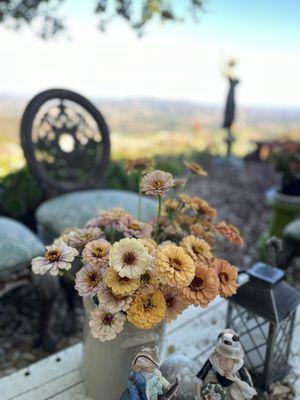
[36,189,158,241]
[283,219,300,243]
[0,217,44,276]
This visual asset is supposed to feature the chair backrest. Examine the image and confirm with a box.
[21,89,110,197]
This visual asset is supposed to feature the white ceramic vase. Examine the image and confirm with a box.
[82,297,165,400]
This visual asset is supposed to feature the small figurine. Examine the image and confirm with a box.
[120,347,179,400]
[197,329,257,400]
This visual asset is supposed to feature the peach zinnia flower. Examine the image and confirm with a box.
[31,241,78,276]
[138,270,160,292]
[216,221,244,246]
[89,306,126,341]
[180,235,212,263]
[109,238,153,278]
[179,194,216,220]
[82,239,111,268]
[212,258,238,297]
[75,264,103,297]
[155,244,195,287]
[125,157,154,173]
[97,286,132,313]
[127,289,166,329]
[118,215,153,239]
[140,170,174,197]
[182,263,219,307]
[105,267,140,296]
[190,223,216,247]
[162,286,188,322]
[184,161,207,176]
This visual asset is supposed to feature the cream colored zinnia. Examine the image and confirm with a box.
[109,238,153,278]
[155,245,195,287]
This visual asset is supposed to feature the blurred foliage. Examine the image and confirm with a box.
[0,0,204,38]
[0,166,43,227]
[0,151,208,227]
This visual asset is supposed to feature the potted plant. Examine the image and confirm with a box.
[31,159,243,400]
[268,141,300,196]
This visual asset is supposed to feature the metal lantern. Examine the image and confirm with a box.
[226,262,300,390]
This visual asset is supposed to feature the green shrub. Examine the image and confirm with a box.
[0,167,43,228]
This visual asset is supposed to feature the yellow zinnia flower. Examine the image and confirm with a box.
[180,235,212,263]
[155,245,195,287]
[127,290,166,329]
[105,267,140,296]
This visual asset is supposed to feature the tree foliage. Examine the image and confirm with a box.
[0,0,204,38]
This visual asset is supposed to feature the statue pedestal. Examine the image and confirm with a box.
[213,155,245,170]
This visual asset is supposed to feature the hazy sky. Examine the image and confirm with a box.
[1,0,300,108]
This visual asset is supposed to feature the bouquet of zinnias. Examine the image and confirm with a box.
[32,159,243,342]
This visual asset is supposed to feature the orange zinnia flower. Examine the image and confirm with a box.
[216,221,244,246]
[182,263,219,307]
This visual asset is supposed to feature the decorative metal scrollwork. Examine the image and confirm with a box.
[21,89,110,196]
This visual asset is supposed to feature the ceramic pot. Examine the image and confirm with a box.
[82,297,165,400]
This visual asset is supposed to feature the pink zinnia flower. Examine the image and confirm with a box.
[89,306,126,341]
[97,286,132,313]
[82,239,111,268]
[31,241,78,276]
[75,264,103,297]
[86,208,129,230]
[118,215,153,239]
[62,227,104,252]
[140,170,174,197]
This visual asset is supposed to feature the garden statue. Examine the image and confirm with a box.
[120,347,179,400]
[197,329,257,400]
[222,58,240,159]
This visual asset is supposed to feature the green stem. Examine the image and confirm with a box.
[155,195,162,240]
[63,269,75,282]
[182,172,192,192]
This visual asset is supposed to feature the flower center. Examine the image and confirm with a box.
[123,252,136,265]
[88,272,101,285]
[190,277,204,291]
[119,276,130,283]
[166,297,174,307]
[220,272,229,284]
[45,249,61,262]
[140,273,151,285]
[153,179,163,189]
[92,246,106,258]
[102,313,113,326]
[143,298,154,311]
[192,245,200,255]
[169,257,182,271]
[129,222,141,231]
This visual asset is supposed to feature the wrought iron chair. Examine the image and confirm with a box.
[20,88,157,332]
[0,217,58,350]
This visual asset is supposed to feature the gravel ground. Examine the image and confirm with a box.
[0,160,281,378]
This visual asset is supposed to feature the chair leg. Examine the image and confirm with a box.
[60,276,77,335]
[32,273,59,351]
